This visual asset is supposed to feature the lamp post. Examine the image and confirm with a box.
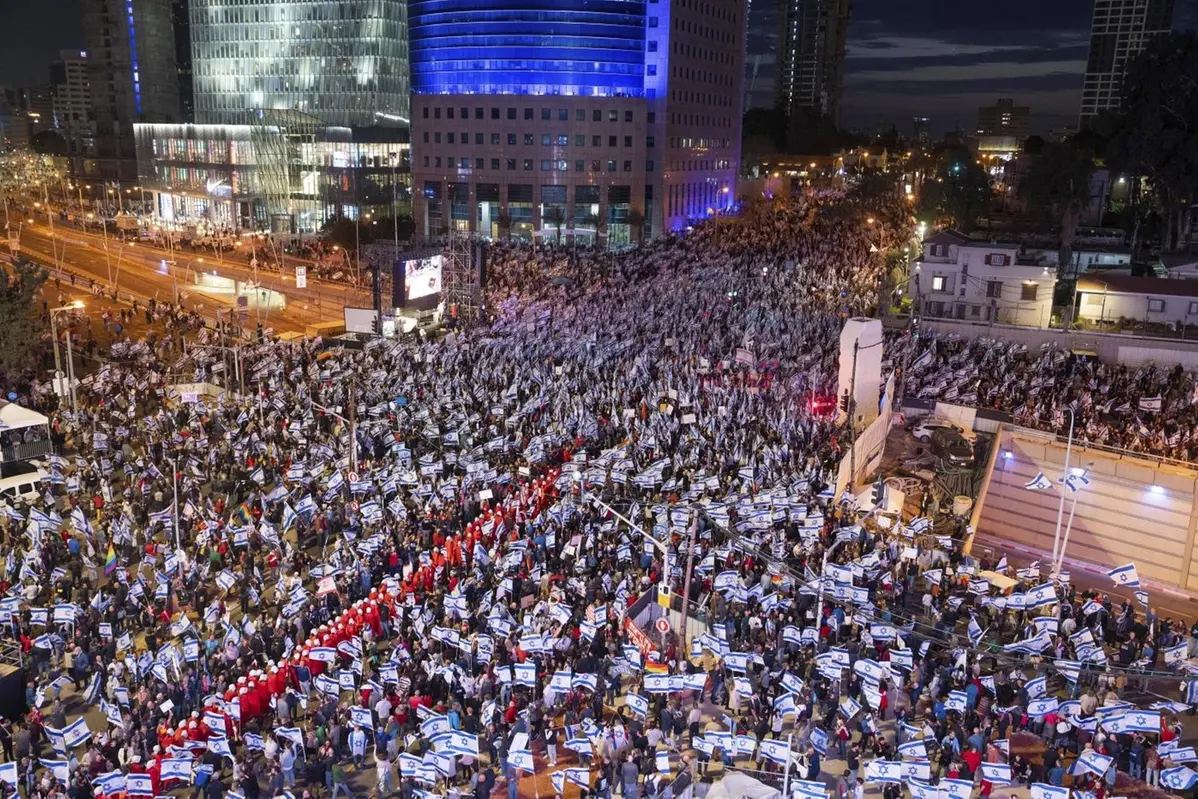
[48,301,84,399]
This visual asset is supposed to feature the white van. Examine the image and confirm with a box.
[0,469,49,503]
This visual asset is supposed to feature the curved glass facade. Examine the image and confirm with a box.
[410,0,647,96]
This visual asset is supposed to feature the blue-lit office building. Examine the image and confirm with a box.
[409,0,747,243]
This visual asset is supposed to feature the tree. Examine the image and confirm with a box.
[542,206,565,244]
[496,211,512,241]
[0,259,48,379]
[31,131,68,157]
[626,208,646,244]
[320,215,373,253]
[1017,140,1095,274]
[916,144,993,232]
[1106,32,1198,251]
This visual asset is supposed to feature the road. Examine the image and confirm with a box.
[14,221,372,336]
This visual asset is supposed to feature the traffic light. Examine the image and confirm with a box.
[871,477,885,508]
[371,314,380,335]
[839,391,851,414]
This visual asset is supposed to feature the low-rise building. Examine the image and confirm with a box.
[1074,275,1198,329]
[914,229,1057,328]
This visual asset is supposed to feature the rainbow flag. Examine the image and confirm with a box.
[104,543,117,576]
[645,661,669,675]
[231,501,253,527]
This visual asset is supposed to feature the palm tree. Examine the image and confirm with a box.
[626,208,646,245]
[496,211,512,241]
[542,207,566,244]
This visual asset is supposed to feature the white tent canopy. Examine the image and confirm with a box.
[0,401,50,432]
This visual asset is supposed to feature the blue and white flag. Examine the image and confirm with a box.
[940,779,974,799]
[1107,563,1140,587]
[980,763,1012,785]
[161,758,194,783]
[1030,784,1069,799]
[126,774,153,797]
[38,759,69,785]
[208,736,233,758]
[1161,766,1198,792]
[791,780,827,799]
[514,662,536,687]
[864,761,903,784]
[1024,473,1052,491]
[507,750,535,773]
[62,717,91,749]
[897,739,927,759]
[1075,749,1113,778]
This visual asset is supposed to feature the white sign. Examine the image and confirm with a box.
[181,392,198,404]
[655,618,671,634]
[295,266,307,289]
[8,237,17,254]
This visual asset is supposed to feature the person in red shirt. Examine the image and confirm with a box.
[962,745,982,778]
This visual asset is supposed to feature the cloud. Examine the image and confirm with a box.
[846,36,1043,60]
[845,59,1087,84]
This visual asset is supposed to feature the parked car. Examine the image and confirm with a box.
[931,429,975,467]
[910,417,976,443]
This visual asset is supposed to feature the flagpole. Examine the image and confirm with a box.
[170,455,180,551]
[1055,494,1080,575]
[1050,408,1074,568]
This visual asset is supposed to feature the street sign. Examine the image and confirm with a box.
[295,265,307,289]
[655,617,671,634]
[348,471,360,484]
[237,295,248,307]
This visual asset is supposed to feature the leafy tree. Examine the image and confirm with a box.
[495,211,512,241]
[1017,140,1095,274]
[0,259,48,378]
[542,207,565,244]
[31,131,69,157]
[626,208,646,244]
[1106,32,1198,251]
[320,215,374,253]
[916,144,993,232]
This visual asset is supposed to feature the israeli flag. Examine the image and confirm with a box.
[1026,583,1058,608]
[161,758,194,783]
[351,707,374,729]
[897,739,927,759]
[1064,472,1090,493]
[508,750,535,773]
[758,739,792,766]
[980,763,1012,785]
[1106,563,1140,587]
[244,734,265,751]
[1161,766,1198,792]
[864,761,903,784]
[791,780,828,799]
[1123,710,1161,733]
[62,717,91,749]
[83,673,102,706]
[514,662,536,687]
[1138,396,1163,412]
[1076,749,1113,777]
[656,751,671,773]
[625,693,649,717]
[1024,472,1052,491]
[940,779,973,799]
[1030,784,1069,799]
[1054,660,1081,683]
[126,774,153,796]
[1135,589,1149,607]
[208,736,233,758]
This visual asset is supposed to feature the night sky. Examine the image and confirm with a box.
[3,0,1196,136]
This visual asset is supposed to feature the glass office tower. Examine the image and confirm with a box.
[190,0,410,126]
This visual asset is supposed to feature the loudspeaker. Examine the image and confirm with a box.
[476,242,487,287]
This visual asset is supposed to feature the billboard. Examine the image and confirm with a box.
[405,255,442,300]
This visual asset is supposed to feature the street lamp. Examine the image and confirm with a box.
[49,301,84,409]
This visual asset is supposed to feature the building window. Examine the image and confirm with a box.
[540,108,550,120]
[623,160,632,172]
[1189,301,1198,315]
[447,157,455,168]
[422,108,429,118]
[970,305,981,317]
[576,109,585,121]
[491,108,500,119]
[422,132,429,143]
[506,158,516,170]
[434,157,441,168]
[592,135,601,147]
[508,134,517,145]
[541,134,551,146]
[607,160,617,172]
[475,108,484,119]
[491,133,500,145]
[557,135,569,146]
[648,41,658,52]
[647,160,655,172]
[524,134,534,145]
[646,136,655,147]
[523,159,533,171]
[931,276,947,292]
[593,110,602,121]
[1148,298,1165,312]
[1021,284,1038,301]
[434,107,441,119]
[590,160,601,171]
[624,136,633,147]
[541,160,552,171]
[492,158,501,170]
[608,110,618,122]
[475,133,483,145]
[648,112,655,123]
[507,108,516,120]
[476,158,485,169]
[624,111,633,122]
[986,281,1002,298]
[557,160,568,170]
[423,156,429,167]
[649,15,658,26]
[608,136,617,147]
[434,132,441,143]
[524,108,533,120]
[575,160,585,172]
[447,133,455,144]
[559,109,569,121]
[447,107,455,119]
[575,135,585,147]
[931,244,945,257]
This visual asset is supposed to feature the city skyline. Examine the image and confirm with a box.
[4,0,1198,137]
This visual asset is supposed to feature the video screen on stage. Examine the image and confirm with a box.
[405,255,443,299]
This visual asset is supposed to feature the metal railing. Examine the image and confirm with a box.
[1,439,53,463]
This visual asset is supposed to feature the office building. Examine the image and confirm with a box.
[51,51,96,173]
[912,117,931,148]
[173,0,194,121]
[1080,0,1174,125]
[189,0,409,127]
[976,98,1030,143]
[83,0,184,183]
[134,115,411,232]
[776,0,851,121]
[409,0,747,244]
